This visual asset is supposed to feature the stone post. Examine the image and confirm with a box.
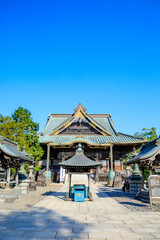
[15,167,19,186]
[126,166,131,177]
[6,167,11,187]
[28,165,36,191]
[66,173,71,201]
[88,173,93,201]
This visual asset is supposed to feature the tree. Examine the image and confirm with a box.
[0,115,26,150]
[12,107,44,171]
[0,107,44,173]
[134,127,158,141]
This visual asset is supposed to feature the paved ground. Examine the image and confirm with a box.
[0,183,160,240]
[0,184,62,210]
[97,183,160,212]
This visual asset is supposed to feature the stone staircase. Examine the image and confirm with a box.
[136,189,150,203]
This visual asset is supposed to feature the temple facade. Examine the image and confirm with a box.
[39,104,146,182]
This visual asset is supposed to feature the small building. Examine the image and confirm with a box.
[126,137,160,182]
[0,135,32,186]
[59,143,100,201]
[39,104,146,181]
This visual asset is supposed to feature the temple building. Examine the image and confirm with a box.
[39,104,146,182]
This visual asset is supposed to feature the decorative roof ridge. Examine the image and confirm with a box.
[50,114,71,117]
[49,113,111,118]
[41,114,52,134]
[90,114,111,118]
[107,115,118,136]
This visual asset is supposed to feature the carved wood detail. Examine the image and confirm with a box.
[59,120,101,135]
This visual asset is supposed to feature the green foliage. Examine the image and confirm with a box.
[0,115,26,150]
[144,169,149,181]
[12,107,44,169]
[12,107,39,133]
[0,107,44,172]
[11,168,16,177]
[33,165,42,173]
[134,127,158,141]
[24,163,30,173]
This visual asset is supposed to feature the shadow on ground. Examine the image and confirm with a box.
[42,191,67,200]
[96,186,153,211]
[0,207,92,239]
[0,190,93,239]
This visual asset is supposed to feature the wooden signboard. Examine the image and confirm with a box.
[149,175,160,205]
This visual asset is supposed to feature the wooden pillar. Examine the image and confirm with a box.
[69,173,71,190]
[95,153,99,182]
[15,167,19,186]
[120,158,123,172]
[110,145,113,171]
[66,173,70,201]
[88,174,91,192]
[46,144,50,171]
[6,167,11,187]
[106,158,110,172]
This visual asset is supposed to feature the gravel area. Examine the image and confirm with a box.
[0,184,62,210]
[98,183,160,212]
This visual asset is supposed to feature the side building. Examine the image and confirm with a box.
[39,104,146,182]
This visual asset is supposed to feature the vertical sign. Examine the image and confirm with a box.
[60,166,65,182]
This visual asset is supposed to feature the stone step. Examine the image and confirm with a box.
[136,189,150,203]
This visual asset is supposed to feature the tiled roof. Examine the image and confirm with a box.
[40,114,145,145]
[0,135,32,162]
[126,137,160,164]
[59,144,100,168]
[39,133,144,145]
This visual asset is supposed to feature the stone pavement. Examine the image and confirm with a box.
[0,183,160,240]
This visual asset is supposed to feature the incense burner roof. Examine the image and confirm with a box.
[59,144,100,169]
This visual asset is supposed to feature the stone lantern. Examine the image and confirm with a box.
[129,148,142,195]
[28,165,36,191]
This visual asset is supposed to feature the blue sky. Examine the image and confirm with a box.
[0,0,160,135]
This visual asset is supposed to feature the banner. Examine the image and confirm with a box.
[60,167,65,182]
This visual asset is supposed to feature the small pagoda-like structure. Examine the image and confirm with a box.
[0,135,32,187]
[126,137,160,185]
[59,144,100,201]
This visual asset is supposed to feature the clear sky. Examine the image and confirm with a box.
[0,0,160,135]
